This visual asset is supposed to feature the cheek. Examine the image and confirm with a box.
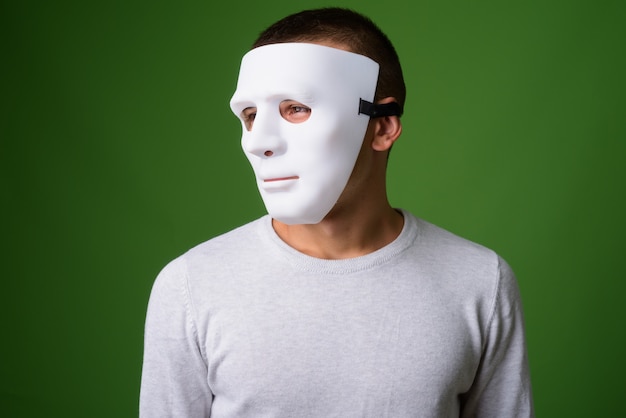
[241,135,260,168]
[290,113,345,150]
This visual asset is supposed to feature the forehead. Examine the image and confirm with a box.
[232,43,379,102]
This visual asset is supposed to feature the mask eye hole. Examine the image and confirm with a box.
[280,100,311,124]
[241,107,257,131]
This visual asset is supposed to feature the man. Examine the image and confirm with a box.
[140,7,533,417]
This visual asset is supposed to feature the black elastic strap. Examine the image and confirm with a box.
[358,99,402,118]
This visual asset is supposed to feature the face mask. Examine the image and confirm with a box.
[230,43,379,225]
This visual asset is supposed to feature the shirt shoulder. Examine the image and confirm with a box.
[185,216,268,258]
[406,214,502,276]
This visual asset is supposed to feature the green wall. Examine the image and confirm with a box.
[2,0,624,416]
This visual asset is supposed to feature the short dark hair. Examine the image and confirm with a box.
[252,8,406,114]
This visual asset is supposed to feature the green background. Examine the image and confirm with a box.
[2,0,624,416]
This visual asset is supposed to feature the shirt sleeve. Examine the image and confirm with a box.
[461,256,534,417]
[140,258,212,417]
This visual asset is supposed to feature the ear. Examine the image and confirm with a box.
[371,97,403,152]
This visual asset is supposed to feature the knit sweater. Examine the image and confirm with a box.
[140,209,533,417]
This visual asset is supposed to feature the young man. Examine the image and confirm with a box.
[140,8,533,417]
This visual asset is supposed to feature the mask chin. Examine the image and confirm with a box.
[230,43,381,225]
[264,196,330,225]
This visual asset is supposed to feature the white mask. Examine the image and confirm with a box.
[230,43,379,224]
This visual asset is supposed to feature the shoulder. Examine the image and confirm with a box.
[172,215,269,269]
[408,213,500,267]
[188,216,267,254]
[401,211,515,299]
[151,216,271,292]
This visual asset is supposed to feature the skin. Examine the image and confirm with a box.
[268,40,404,259]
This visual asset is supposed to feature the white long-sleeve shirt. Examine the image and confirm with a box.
[140,210,533,417]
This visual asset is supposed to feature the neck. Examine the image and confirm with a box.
[272,202,404,260]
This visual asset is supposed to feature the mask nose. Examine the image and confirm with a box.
[243,133,286,158]
[242,111,286,158]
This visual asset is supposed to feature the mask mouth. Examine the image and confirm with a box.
[264,175,300,183]
[261,175,300,191]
